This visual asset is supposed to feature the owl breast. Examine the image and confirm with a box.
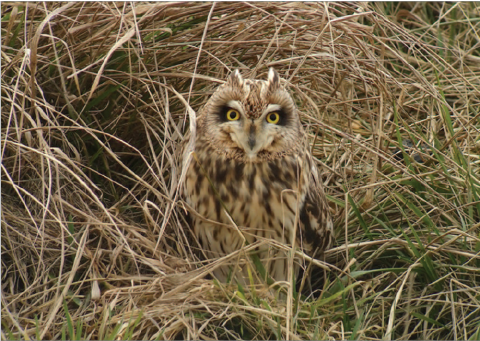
[184,138,311,284]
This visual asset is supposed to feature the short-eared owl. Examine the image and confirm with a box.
[183,68,333,285]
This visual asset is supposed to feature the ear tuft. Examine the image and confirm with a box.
[267,68,280,90]
[227,69,243,86]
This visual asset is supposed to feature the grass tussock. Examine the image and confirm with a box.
[2,2,480,340]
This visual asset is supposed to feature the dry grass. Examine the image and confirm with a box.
[2,2,480,340]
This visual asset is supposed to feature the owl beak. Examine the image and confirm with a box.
[248,124,256,150]
[248,136,256,150]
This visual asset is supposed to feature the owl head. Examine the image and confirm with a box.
[198,68,303,162]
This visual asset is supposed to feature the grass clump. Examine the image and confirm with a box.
[2,2,480,340]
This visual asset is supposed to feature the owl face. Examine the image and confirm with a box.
[200,68,302,162]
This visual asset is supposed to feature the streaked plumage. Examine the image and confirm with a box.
[183,69,333,284]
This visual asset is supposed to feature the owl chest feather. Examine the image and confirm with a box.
[185,142,310,258]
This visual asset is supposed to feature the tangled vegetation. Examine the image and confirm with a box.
[2,2,480,340]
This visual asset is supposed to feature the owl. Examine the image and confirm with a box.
[183,68,333,285]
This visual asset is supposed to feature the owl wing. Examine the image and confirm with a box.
[299,160,334,257]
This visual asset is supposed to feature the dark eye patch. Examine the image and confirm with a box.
[216,105,233,123]
[269,108,289,126]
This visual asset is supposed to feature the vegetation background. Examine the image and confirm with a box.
[2,2,480,340]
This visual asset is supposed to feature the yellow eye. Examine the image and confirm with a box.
[266,112,280,124]
[226,109,240,121]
